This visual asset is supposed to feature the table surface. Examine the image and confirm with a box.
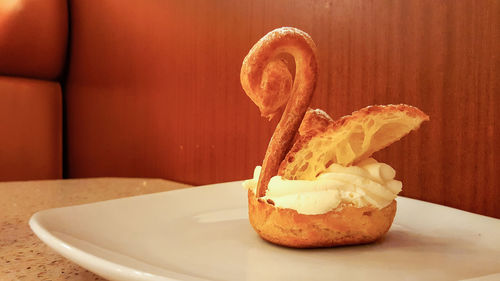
[0,177,190,280]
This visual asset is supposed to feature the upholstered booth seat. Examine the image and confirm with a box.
[0,0,67,180]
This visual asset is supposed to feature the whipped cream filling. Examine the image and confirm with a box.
[243,158,402,215]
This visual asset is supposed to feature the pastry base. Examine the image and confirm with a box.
[247,190,397,248]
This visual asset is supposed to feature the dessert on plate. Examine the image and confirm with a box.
[240,27,429,248]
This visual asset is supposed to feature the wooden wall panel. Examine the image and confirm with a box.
[66,0,499,218]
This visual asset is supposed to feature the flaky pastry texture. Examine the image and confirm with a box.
[280,104,429,180]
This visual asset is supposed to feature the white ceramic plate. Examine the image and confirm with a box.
[30,181,500,281]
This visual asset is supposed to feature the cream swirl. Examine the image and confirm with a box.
[243,158,402,215]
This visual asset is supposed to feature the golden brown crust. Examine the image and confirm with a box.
[240,27,318,197]
[298,108,333,135]
[240,27,318,120]
[248,190,397,248]
[328,104,429,132]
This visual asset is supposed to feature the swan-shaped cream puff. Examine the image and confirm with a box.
[241,27,429,248]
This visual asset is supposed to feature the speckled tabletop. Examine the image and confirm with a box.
[0,177,190,280]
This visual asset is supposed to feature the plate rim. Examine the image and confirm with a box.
[29,212,198,281]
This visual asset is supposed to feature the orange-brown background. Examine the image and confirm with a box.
[1,0,499,218]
